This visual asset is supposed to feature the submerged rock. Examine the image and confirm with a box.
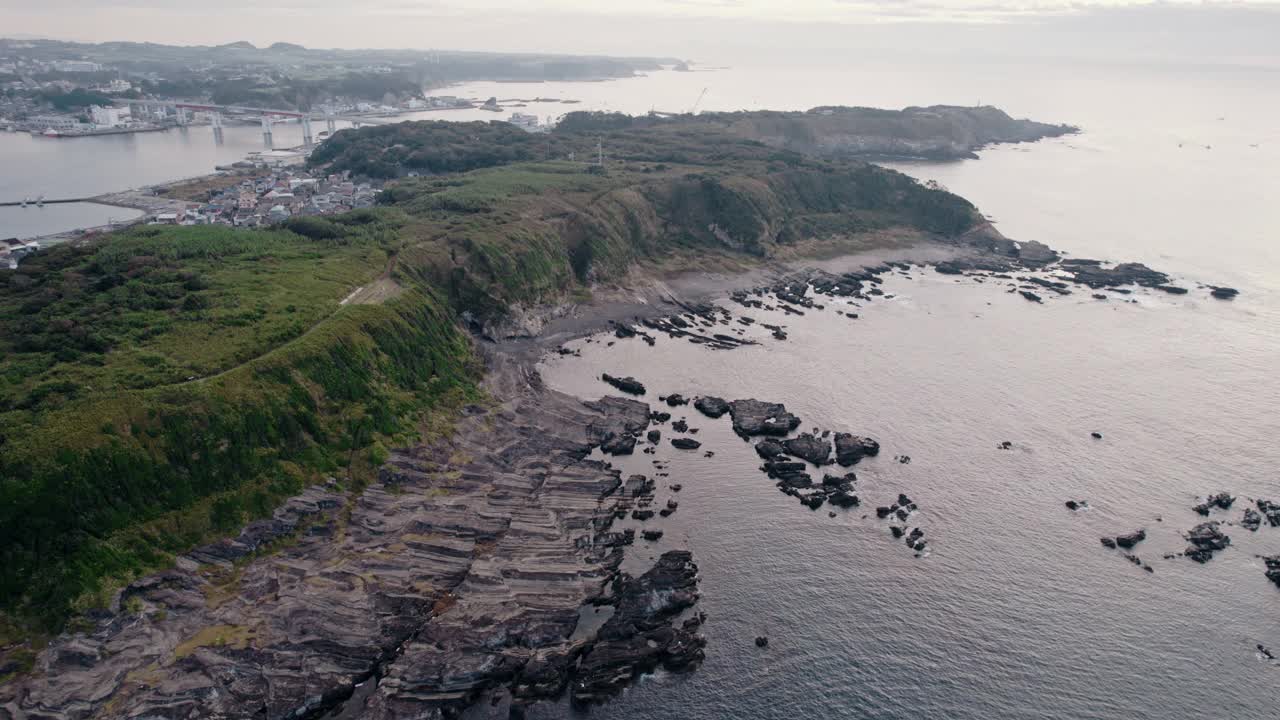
[1115,529,1147,549]
[670,438,702,450]
[602,373,646,396]
[1264,556,1280,589]
[1210,286,1239,300]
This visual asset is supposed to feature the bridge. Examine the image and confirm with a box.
[133,100,395,148]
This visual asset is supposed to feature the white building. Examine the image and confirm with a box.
[51,60,102,73]
[90,105,126,128]
[507,113,543,132]
[28,115,85,132]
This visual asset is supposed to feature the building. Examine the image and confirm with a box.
[51,60,101,73]
[506,113,542,132]
[27,115,86,132]
[89,105,125,128]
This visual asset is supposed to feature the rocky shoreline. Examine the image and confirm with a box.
[0,355,704,719]
[1,223,1263,717]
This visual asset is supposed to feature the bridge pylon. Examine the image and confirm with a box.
[261,115,274,149]
[302,116,314,147]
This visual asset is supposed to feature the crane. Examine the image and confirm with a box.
[689,87,708,115]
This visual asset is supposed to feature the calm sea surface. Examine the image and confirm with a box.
[523,57,1278,719]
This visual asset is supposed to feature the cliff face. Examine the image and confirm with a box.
[715,105,1077,160]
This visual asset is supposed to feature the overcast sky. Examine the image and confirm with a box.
[4,0,1280,66]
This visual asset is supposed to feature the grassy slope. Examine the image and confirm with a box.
[0,120,978,640]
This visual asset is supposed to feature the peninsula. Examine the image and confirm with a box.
[0,107,1072,717]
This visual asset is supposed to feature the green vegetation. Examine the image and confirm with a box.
[42,88,114,111]
[0,116,980,641]
[309,121,545,179]
[0,216,479,630]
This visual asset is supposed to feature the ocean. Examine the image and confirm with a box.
[520,56,1280,718]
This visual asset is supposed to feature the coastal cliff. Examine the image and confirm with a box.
[0,110,1069,716]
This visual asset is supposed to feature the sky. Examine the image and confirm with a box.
[3,0,1280,66]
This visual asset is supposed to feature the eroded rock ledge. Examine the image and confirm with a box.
[1,364,701,719]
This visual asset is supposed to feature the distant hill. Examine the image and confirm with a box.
[268,42,306,52]
[217,40,256,50]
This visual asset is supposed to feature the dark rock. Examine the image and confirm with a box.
[1155,284,1189,295]
[876,506,895,519]
[1062,261,1170,289]
[1193,492,1234,516]
[693,396,730,418]
[1257,499,1280,527]
[1184,522,1230,563]
[997,440,1013,450]
[827,490,860,508]
[1065,500,1085,511]
[891,526,906,538]
[1264,556,1280,589]
[647,430,661,443]
[783,433,832,465]
[670,483,683,492]
[670,438,702,450]
[571,551,704,705]
[1242,508,1261,531]
[672,420,689,433]
[600,432,636,456]
[754,439,787,460]
[650,411,671,423]
[1091,432,1103,439]
[602,374,646,396]
[834,433,880,467]
[1100,537,1117,549]
[800,494,825,510]
[665,394,689,407]
[1019,290,1043,303]
[1115,529,1147,549]
[642,530,664,542]
[632,509,655,521]
[755,636,769,648]
[822,472,856,487]
[624,474,655,497]
[1210,286,1239,300]
[727,399,802,438]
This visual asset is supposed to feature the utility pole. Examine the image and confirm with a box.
[596,138,603,167]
